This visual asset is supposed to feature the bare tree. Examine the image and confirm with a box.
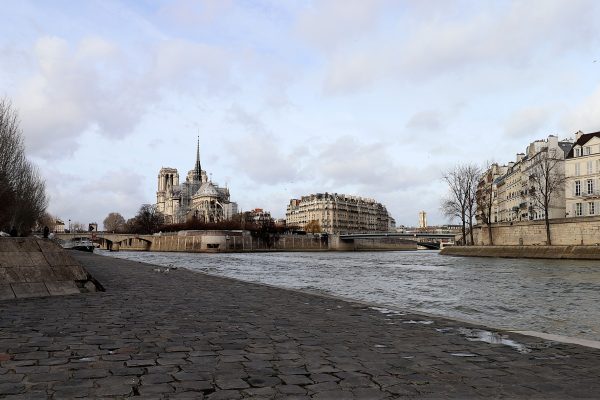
[128,204,164,234]
[37,212,57,232]
[464,165,481,245]
[103,212,126,232]
[442,167,468,245]
[0,98,48,235]
[442,164,480,245]
[476,162,497,245]
[526,148,566,245]
[305,220,322,234]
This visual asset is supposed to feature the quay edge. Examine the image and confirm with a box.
[440,245,600,260]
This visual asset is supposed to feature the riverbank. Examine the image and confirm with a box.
[2,253,600,398]
[441,245,600,259]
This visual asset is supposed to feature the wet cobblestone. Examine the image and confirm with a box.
[1,252,600,399]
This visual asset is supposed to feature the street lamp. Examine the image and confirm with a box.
[68,219,71,235]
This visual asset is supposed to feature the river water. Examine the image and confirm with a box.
[98,250,600,342]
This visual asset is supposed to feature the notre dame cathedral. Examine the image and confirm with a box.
[156,139,238,224]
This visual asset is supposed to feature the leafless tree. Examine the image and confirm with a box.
[305,220,322,234]
[103,212,126,232]
[526,148,566,245]
[464,165,481,245]
[476,162,496,245]
[442,164,480,245]
[0,98,48,235]
[128,204,164,234]
[442,167,468,245]
[37,212,57,232]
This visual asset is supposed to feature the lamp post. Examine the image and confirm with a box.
[68,219,71,236]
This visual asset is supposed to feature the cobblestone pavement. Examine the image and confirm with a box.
[2,253,600,399]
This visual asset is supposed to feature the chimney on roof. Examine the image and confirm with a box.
[575,130,584,141]
[516,153,525,162]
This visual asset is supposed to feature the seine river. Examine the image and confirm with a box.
[99,250,600,342]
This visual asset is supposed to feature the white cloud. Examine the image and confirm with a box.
[313,136,439,192]
[562,86,600,133]
[314,0,600,93]
[504,106,555,138]
[406,110,444,131]
[12,35,233,159]
[295,0,387,51]
[226,132,301,185]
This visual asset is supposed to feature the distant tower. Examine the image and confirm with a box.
[419,211,427,229]
[194,136,202,182]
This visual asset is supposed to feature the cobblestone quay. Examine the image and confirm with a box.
[2,253,600,399]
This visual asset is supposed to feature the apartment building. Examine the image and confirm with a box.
[285,193,393,233]
[565,131,600,218]
[475,163,507,224]
[492,135,572,222]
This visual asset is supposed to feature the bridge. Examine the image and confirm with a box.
[54,231,457,252]
[54,232,155,251]
[338,232,456,250]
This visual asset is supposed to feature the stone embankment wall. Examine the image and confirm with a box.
[114,232,417,252]
[441,245,600,260]
[327,235,416,251]
[474,216,600,246]
[0,238,101,300]
[138,233,328,252]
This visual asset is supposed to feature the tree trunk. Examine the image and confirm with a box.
[461,218,467,246]
[468,219,474,246]
[544,215,551,245]
[487,223,493,246]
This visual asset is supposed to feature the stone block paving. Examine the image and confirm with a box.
[2,252,600,399]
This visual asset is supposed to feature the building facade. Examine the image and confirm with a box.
[476,163,507,224]
[492,135,572,222]
[285,193,394,234]
[565,131,600,218]
[156,139,238,224]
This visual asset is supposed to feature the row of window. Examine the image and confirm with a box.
[573,146,595,157]
[572,159,600,176]
[573,179,599,196]
[574,202,596,216]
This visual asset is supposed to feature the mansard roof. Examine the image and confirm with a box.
[566,131,600,158]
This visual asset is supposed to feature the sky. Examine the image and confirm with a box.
[1,0,600,227]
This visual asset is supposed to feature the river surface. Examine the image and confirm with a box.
[99,250,600,342]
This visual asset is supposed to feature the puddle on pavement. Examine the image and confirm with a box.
[370,306,405,316]
[451,352,478,357]
[403,320,434,325]
[436,327,531,354]
[457,328,531,354]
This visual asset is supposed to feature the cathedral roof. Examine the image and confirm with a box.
[195,182,219,197]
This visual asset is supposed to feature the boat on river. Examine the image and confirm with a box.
[59,238,94,253]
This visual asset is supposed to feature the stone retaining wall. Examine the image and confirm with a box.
[474,216,600,246]
[441,245,600,259]
[140,234,327,252]
[0,238,101,300]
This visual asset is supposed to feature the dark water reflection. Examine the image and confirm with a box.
[100,250,600,341]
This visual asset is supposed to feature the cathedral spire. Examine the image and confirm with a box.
[194,135,202,182]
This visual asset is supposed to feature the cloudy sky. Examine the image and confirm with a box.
[2,0,600,227]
